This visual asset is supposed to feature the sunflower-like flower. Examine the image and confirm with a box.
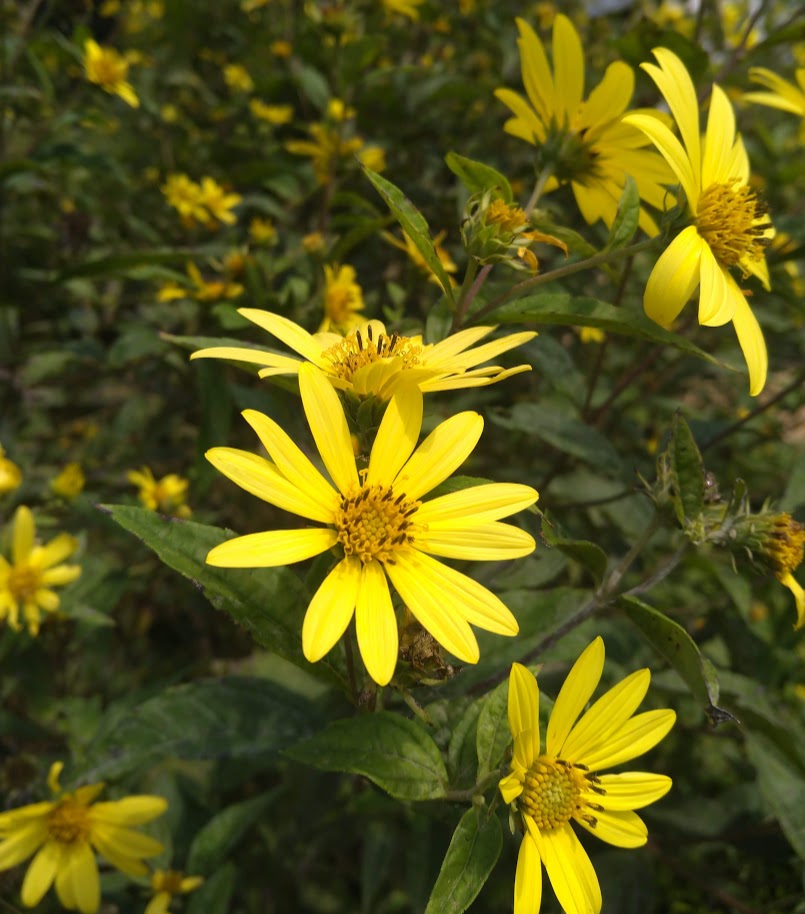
[624,49,774,396]
[319,264,365,333]
[206,364,537,685]
[500,640,675,914]
[191,311,535,400]
[0,506,81,635]
[127,467,192,518]
[744,67,805,133]
[83,39,139,108]
[495,16,673,235]
[0,761,166,914]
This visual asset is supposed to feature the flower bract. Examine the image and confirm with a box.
[205,363,538,685]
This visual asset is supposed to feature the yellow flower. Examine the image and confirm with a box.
[495,16,673,235]
[158,262,244,303]
[745,67,805,125]
[499,640,675,914]
[0,445,22,495]
[191,311,536,399]
[249,216,278,245]
[205,365,537,684]
[50,463,86,499]
[127,467,192,518]
[384,230,458,286]
[624,48,774,396]
[249,99,294,124]
[83,39,139,108]
[286,123,364,184]
[270,39,292,57]
[145,870,204,914]
[302,231,326,252]
[161,174,207,223]
[0,506,81,636]
[760,513,805,630]
[0,761,166,914]
[327,98,356,121]
[382,0,424,20]
[356,144,386,173]
[223,63,254,93]
[578,326,605,344]
[197,177,241,226]
[320,264,365,333]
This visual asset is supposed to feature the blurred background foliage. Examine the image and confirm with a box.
[1,0,804,912]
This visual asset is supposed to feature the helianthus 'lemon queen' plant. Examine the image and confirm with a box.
[495,15,673,234]
[624,48,774,395]
[205,363,538,685]
[500,639,675,914]
[744,67,805,121]
[191,311,535,399]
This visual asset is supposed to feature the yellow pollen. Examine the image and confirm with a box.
[486,199,528,233]
[7,565,42,601]
[768,514,805,577]
[335,482,420,564]
[322,325,423,383]
[47,799,91,844]
[696,182,771,269]
[518,758,605,831]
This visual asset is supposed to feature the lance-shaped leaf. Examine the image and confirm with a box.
[445,152,513,202]
[669,413,706,526]
[540,516,609,584]
[604,175,639,251]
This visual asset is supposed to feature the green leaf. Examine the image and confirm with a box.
[444,152,513,202]
[103,506,344,687]
[291,61,330,111]
[286,711,448,801]
[619,596,736,724]
[448,701,483,789]
[424,809,502,914]
[361,166,456,303]
[185,863,236,914]
[475,678,510,782]
[605,175,640,251]
[188,791,279,875]
[669,413,705,525]
[491,293,722,364]
[540,518,609,584]
[745,732,805,861]
[81,678,322,781]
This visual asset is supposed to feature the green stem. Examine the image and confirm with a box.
[443,766,506,803]
[450,257,480,332]
[524,166,552,218]
[398,688,433,725]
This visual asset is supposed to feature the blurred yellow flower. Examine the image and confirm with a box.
[384,229,458,286]
[223,63,254,93]
[0,506,81,635]
[302,231,326,252]
[50,463,86,499]
[128,467,192,518]
[249,99,294,124]
[327,98,356,121]
[0,761,166,914]
[83,38,140,108]
[320,264,365,333]
[286,123,364,184]
[192,311,536,399]
[745,67,805,127]
[357,144,386,173]
[158,262,244,303]
[382,0,424,20]
[206,366,537,684]
[624,48,774,395]
[145,870,204,914]
[0,445,22,495]
[495,16,673,234]
[249,216,278,245]
[270,39,292,57]
[161,174,207,223]
[197,177,241,226]
[579,326,606,344]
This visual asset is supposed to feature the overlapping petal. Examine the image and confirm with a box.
[546,636,604,756]
[302,557,361,662]
[509,662,540,741]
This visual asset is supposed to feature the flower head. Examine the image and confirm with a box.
[50,463,86,499]
[382,0,424,20]
[157,262,244,303]
[205,364,537,685]
[744,67,805,138]
[286,123,365,185]
[320,264,365,333]
[191,311,536,400]
[223,62,254,93]
[145,869,204,914]
[197,177,241,226]
[756,513,805,629]
[249,100,294,124]
[624,48,774,395]
[0,445,22,495]
[249,217,278,245]
[0,506,81,635]
[161,174,207,223]
[128,467,191,518]
[0,761,166,914]
[83,39,139,107]
[500,640,675,914]
[495,16,673,235]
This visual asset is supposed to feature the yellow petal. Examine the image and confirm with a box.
[499,770,525,805]
[299,363,359,495]
[367,384,423,487]
[394,412,483,500]
[731,293,767,397]
[302,557,361,662]
[593,772,673,810]
[12,505,35,564]
[779,572,805,629]
[575,807,648,848]
[416,521,534,561]
[425,325,494,361]
[495,89,547,145]
[623,112,698,208]
[384,552,479,663]
[643,225,703,327]
[416,484,538,525]
[540,823,602,914]
[513,728,541,772]
[514,831,542,914]
[145,891,171,914]
[701,84,736,188]
[88,824,148,876]
[508,663,540,742]
[238,309,328,365]
[206,528,336,567]
[31,534,78,570]
[90,824,162,859]
[579,709,676,770]
[561,668,650,762]
[546,637,604,757]
[355,561,398,686]
[0,820,47,868]
[21,840,61,907]
[552,15,584,122]
[514,18,554,124]
[40,565,81,587]
[65,841,100,914]
[90,796,167,826]
[34,589,60,612]
[581,61,634,127]
[698,245,735,327]
[190,346,302,372]
[437,332,537,372]
[0,803,54,831]
[241,410,339,516]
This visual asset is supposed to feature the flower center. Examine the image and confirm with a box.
[155,870,186,893]
[485,199,528,233]
[767,514,805,577]
[519,758,581,830]
[322,325,424,383]
[47,799,91,844]
[7,565,42,601]
[91,57,126,87]
[334,481,420,564]
[696,182,771,268]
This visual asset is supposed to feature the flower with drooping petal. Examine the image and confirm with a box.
[83,39,139,108]
[205,364,538,685]
[0,761,166,914]
[499,639,675,914]
[191,311,535,400]
[145,869,204,914]
[0,506,81,635]
[495,16,673,235]
[624,48,774,396]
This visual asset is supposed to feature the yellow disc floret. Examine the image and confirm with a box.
[47,799,92,844]
[519,758,605,831]
[335,481,420,564]
[696,183,771,269]
[322,324,424,383]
